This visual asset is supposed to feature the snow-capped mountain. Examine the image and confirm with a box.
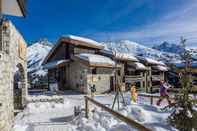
[27,39,53,83]
[152,41,184,54]
[152,42,197,61]
[102,40,181,62]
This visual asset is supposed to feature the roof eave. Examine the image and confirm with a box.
[17,0,26,17]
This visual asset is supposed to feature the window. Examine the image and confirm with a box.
[143,81,145,87]
[143,72,145,77]
[192,73,197,77]
[0,25,10,54]
[92,68,97,74]
[126,70,141,76]
[5,41,9,54]
[74,47,95,54]
[117,70,121,76]
[152,71,160,75]
[152,81,160,86]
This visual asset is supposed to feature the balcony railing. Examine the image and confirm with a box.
[125,75,142,78]
[151,75,163,81]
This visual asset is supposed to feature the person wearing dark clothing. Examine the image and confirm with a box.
[156,81,171,106]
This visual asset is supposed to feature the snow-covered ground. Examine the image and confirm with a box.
[13,92,177,131]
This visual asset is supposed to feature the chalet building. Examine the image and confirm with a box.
[114,53,148,91]
[99,49,169,92]
[138,57,168,92]
[43,35,169,94]
[43,35,115,94]
[99,50,148,91]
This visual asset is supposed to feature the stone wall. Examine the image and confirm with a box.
[69,60,114,94]
[0,20,27,131]
[69,61,89,93]
[87,74,112,94]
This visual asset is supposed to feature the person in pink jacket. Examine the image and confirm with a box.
[156,81,171,106]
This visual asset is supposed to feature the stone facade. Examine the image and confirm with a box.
[69,60,114,94]
[0,20,27,131]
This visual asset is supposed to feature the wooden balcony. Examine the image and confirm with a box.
[151,75,163,81]
[125,75,144,83]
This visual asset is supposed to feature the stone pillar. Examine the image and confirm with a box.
[0,54,13,131]
[0,20,27,131]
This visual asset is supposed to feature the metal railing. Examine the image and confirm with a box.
[84,96,151,131]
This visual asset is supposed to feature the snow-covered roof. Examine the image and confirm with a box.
[75,53,115,67]
[139,57,165,66]
[99,49,113,57]
[66,35,103,46]
[114,52,138,62]
[43,60,69,69]
[62,35,104,49]
[2,0,26,17]
[130,62,147,70]
[43,35,104,64]
[152,65,168,71]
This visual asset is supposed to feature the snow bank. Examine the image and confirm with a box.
[26,101,69,114]
[72,108,135,131]
[27,95,64,102]
[13,125,29,131]
[71,103,175,131]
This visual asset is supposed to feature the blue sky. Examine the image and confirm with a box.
[9,0,197,47]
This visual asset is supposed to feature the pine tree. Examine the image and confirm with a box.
[168,37,197,131]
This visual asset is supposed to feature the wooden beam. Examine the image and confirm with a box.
[0,0,2,17]
[138,93,197,105]
[84,96,151,131]
[17,0,26,17]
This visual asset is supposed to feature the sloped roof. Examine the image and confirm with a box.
[43,60,69,69]
[128,62,147,70]
[114,52,139,62]
[74,53,115,68]
[138,57,165,66]
[64,35,104,48]
[1,0,26,17]
[152,65,168,71]
[43,35,104,64]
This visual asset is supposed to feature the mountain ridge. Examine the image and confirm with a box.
[152,41,184,54]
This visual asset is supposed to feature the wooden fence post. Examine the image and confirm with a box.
[150,96,153,105]
[84,96,151,131]
[85,96,89,118]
